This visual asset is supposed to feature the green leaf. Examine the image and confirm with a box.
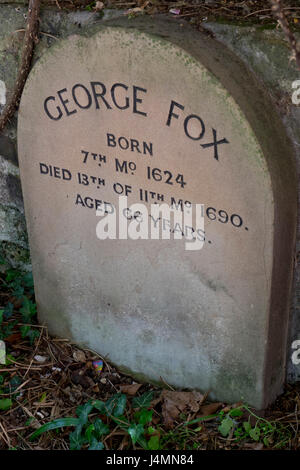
[218,415,234,437]
[249,427,261,441]
[23,272,34,289]
[88,438,104,450]
[92,399,105,413]
[5,354,15,365]
[12,285,24,299]
[104,393,127,417]
[128,423,145,444]
[0,398,12,410]
[30,418,79,440]
[148,426,156,434]
[148,435,160,450]
[6,375,22,394]
[84,424,95,443]
[20,297,37,322]
[5,269,19,282]
[0,310,3,324]
[92,395,127,418]
[27,329,40,345]
[230,408,244,418]
[20,326,40,345]
[3,303,13,320]
[135,409,153,425]
[20,325,30,338]
[94,418,109,438]
[76,401,94,425]
[70,426,86,450]
[132,391,154,409]
[243,421,252,433]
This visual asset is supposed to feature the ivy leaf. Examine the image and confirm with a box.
[76,401,93,426]
[6,375,22,394]
[249,427,261,441]
[5,269,19,282]
[92,399,105,413]
[23,272,34,289]
[88,438,104,450]
[0,398,12,410]
[243,421,252,433]
[104,393,127,417]
[20,297,37,322]
[229,408,244,418]
[132,391,154,409]
[148,435,160,450]
[3,303,13,320]
[70,426,86,450]
[148,426,156,435]
[26,329,40,345]
[128,423,145,444]
[218,415,234,437]
[20,325,30,338]
[84,424,95,443]
[135,409,153,425]
[11,280,24,299]
[94,418,109,438]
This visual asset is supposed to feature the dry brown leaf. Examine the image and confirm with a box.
[95,1,104,11]
[119,383,142,395]
[5,332,22,344]
[73,349,86,362]
[244,442,264,450]
[161,390,204,428]
[197,402,222,417]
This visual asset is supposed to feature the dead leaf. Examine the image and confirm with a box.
[119,383,142,396]
[197,402,222,417]
[71,369,94,388]
[73,350,86,362]
[5,332,22,344]
[244,442,264,450]
[95,1,104,11]
[161,390,204,428]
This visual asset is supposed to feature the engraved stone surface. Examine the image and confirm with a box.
[17,18,297,407]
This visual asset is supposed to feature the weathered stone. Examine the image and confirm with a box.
[17,17,297,407]
[0,5,124,262]
[203,22,300,385]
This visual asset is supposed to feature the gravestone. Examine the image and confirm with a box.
[17,17,297,408]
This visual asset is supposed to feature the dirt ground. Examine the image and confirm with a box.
[43,0,300,29]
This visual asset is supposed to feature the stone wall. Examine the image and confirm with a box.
[0,2,299,383]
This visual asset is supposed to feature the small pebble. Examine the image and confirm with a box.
[34,355,47,363]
